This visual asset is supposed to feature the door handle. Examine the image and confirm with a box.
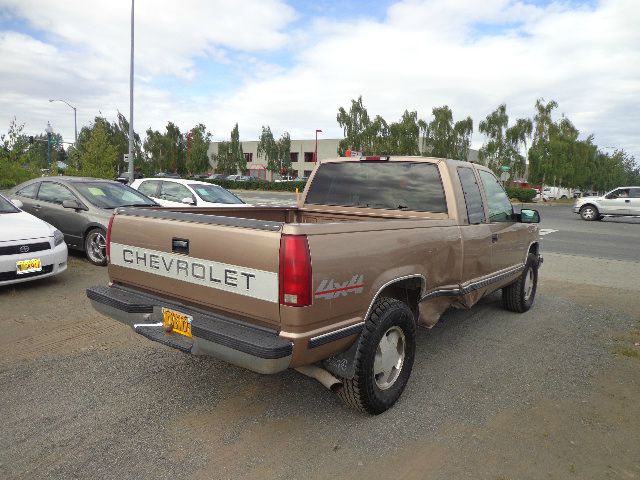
[625,199,630,203]
[491,234,498,243]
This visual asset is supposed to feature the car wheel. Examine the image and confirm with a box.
[84,228,107,266]
[580,205,599,221]
[338,297,415,414]
[502,253,538,313]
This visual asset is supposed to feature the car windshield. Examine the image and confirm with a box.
[74,181,157,208]
[0,195,19,214]
[188,184,244,204]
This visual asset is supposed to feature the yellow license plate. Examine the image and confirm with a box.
[162,307,192,337]
[16,258,42,274]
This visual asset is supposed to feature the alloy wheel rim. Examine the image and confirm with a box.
[373,326,406,390]
[524,268,534,301]
[583,207,595,219]
[88,232,106,263]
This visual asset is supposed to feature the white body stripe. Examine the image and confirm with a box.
[110,243,278,303]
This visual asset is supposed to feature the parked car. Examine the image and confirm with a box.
[573,186,640,220]
[0,193,68,286]
[115,171,144,184]
[205,174,226,180]
[154,172,181,179]
[226,175,252,182]
[130,178,249,207]
[274,175,296,183]
[295,176,309,182]
[8,177,158,266]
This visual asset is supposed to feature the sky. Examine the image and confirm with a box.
[0,0,639,159]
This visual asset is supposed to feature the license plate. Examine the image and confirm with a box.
[16,258,42,274]
[162,307,192,337]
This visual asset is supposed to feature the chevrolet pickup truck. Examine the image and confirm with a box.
[87,156,542,414]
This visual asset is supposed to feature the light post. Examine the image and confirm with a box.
[314,129,322,163]
[49,99,77,144]
[45,122,53,171]
[128,0,135,184]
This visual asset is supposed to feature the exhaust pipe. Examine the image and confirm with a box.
[295,365,343,392]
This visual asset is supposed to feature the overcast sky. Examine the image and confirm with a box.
[1,0,638,159]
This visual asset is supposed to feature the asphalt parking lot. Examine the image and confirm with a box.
[1,198,639,480]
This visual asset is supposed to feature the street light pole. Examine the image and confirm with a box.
[49,99,77,144]
[128,0,135,184]
[315,129,322,163]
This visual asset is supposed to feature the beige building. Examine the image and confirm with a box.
[207,138,479,180]
[208,138,340,180]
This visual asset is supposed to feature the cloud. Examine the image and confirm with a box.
[0,0,639,160]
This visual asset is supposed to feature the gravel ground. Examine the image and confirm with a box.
[1,251,639,479]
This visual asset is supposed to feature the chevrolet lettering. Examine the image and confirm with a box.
[88,156,542,414]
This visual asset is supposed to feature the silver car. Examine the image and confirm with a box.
[573,186,640,221]
[8,177,158,265]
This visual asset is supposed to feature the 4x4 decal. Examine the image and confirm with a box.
[315,274,364,300]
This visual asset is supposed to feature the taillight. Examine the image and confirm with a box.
[279,235,312,307]
[105,214,115,263]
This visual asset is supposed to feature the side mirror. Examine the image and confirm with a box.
[62,199,85,210]
[520,208,540,224]
[181,197,196,205]
[10,199,23,209]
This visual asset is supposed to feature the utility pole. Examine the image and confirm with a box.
[45,122,53,171]
[127,0,135,184]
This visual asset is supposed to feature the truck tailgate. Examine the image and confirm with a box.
[107,209,283,327]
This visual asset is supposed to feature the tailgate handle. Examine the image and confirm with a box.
[172,238,189,255]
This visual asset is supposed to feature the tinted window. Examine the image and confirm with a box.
[630,188,640,198]
[37,182,77,205]
[16,182,39,199]
[137,180,161,197]
[479,170,513,222]
[188,184,243,204]
[457,167,485,224]
[0,194,19,213]
[305,162,447,213]
[74,182,156,208]
[160,181,193,203]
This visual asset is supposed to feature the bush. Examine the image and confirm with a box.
[0,161,38,189]
[203,179,306,192]
[506,187,537,203]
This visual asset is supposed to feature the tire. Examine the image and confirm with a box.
[502,253,538,313]
[84,228,107,266]
[580,205,599,221]
[338,297,416,414]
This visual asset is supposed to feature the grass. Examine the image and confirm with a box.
[616,346,640,359]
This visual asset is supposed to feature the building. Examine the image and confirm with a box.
[207,138,479,180]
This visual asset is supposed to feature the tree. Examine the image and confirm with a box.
[387,110,420,155]
[420,106,473,160]
[230,123,245,173]
[276,131,291,174]
[257,126,278,174]
[186,123,212,174]
[336,96,390,155]
[78,118,118,178]
[527,98,558,185]
[504,118,533,178]
[213,141,236,175]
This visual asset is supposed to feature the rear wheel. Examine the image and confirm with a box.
[84,228,107,266]
[338,297,415,414]
[580,205,599,221]
[502,253,538,313]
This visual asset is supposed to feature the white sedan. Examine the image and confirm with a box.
[0,194,68,286]
[130,178,250,207]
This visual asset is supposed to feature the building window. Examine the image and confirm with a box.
[244,153,253,163]
[304,170,313,177]
[304,152,314,162]
[290,152,299,163]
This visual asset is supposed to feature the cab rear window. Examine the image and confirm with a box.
[305,162,447,213]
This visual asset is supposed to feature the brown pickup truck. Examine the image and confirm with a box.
[87,156,542,414]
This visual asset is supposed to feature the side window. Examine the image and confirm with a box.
[37,182,77,205]
[478,170,513,222]
[16,182,40,199]
[457,167,485,224]
[137,180,160,197]
[160,181,193,202]
[629,188,640,198]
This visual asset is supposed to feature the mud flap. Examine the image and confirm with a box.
[321,339,359,379]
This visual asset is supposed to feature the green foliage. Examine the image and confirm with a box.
[142,122,185,174]
[336,96,389,155]
[186,124,212,174]
[505,187,537,202]
[77,118,118,178]
[0,159,38,188]
[230,123,245,173]
[257,126,278,173]
[204,179,306,192]
[213,141,235,175]
[421,105,473,160]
